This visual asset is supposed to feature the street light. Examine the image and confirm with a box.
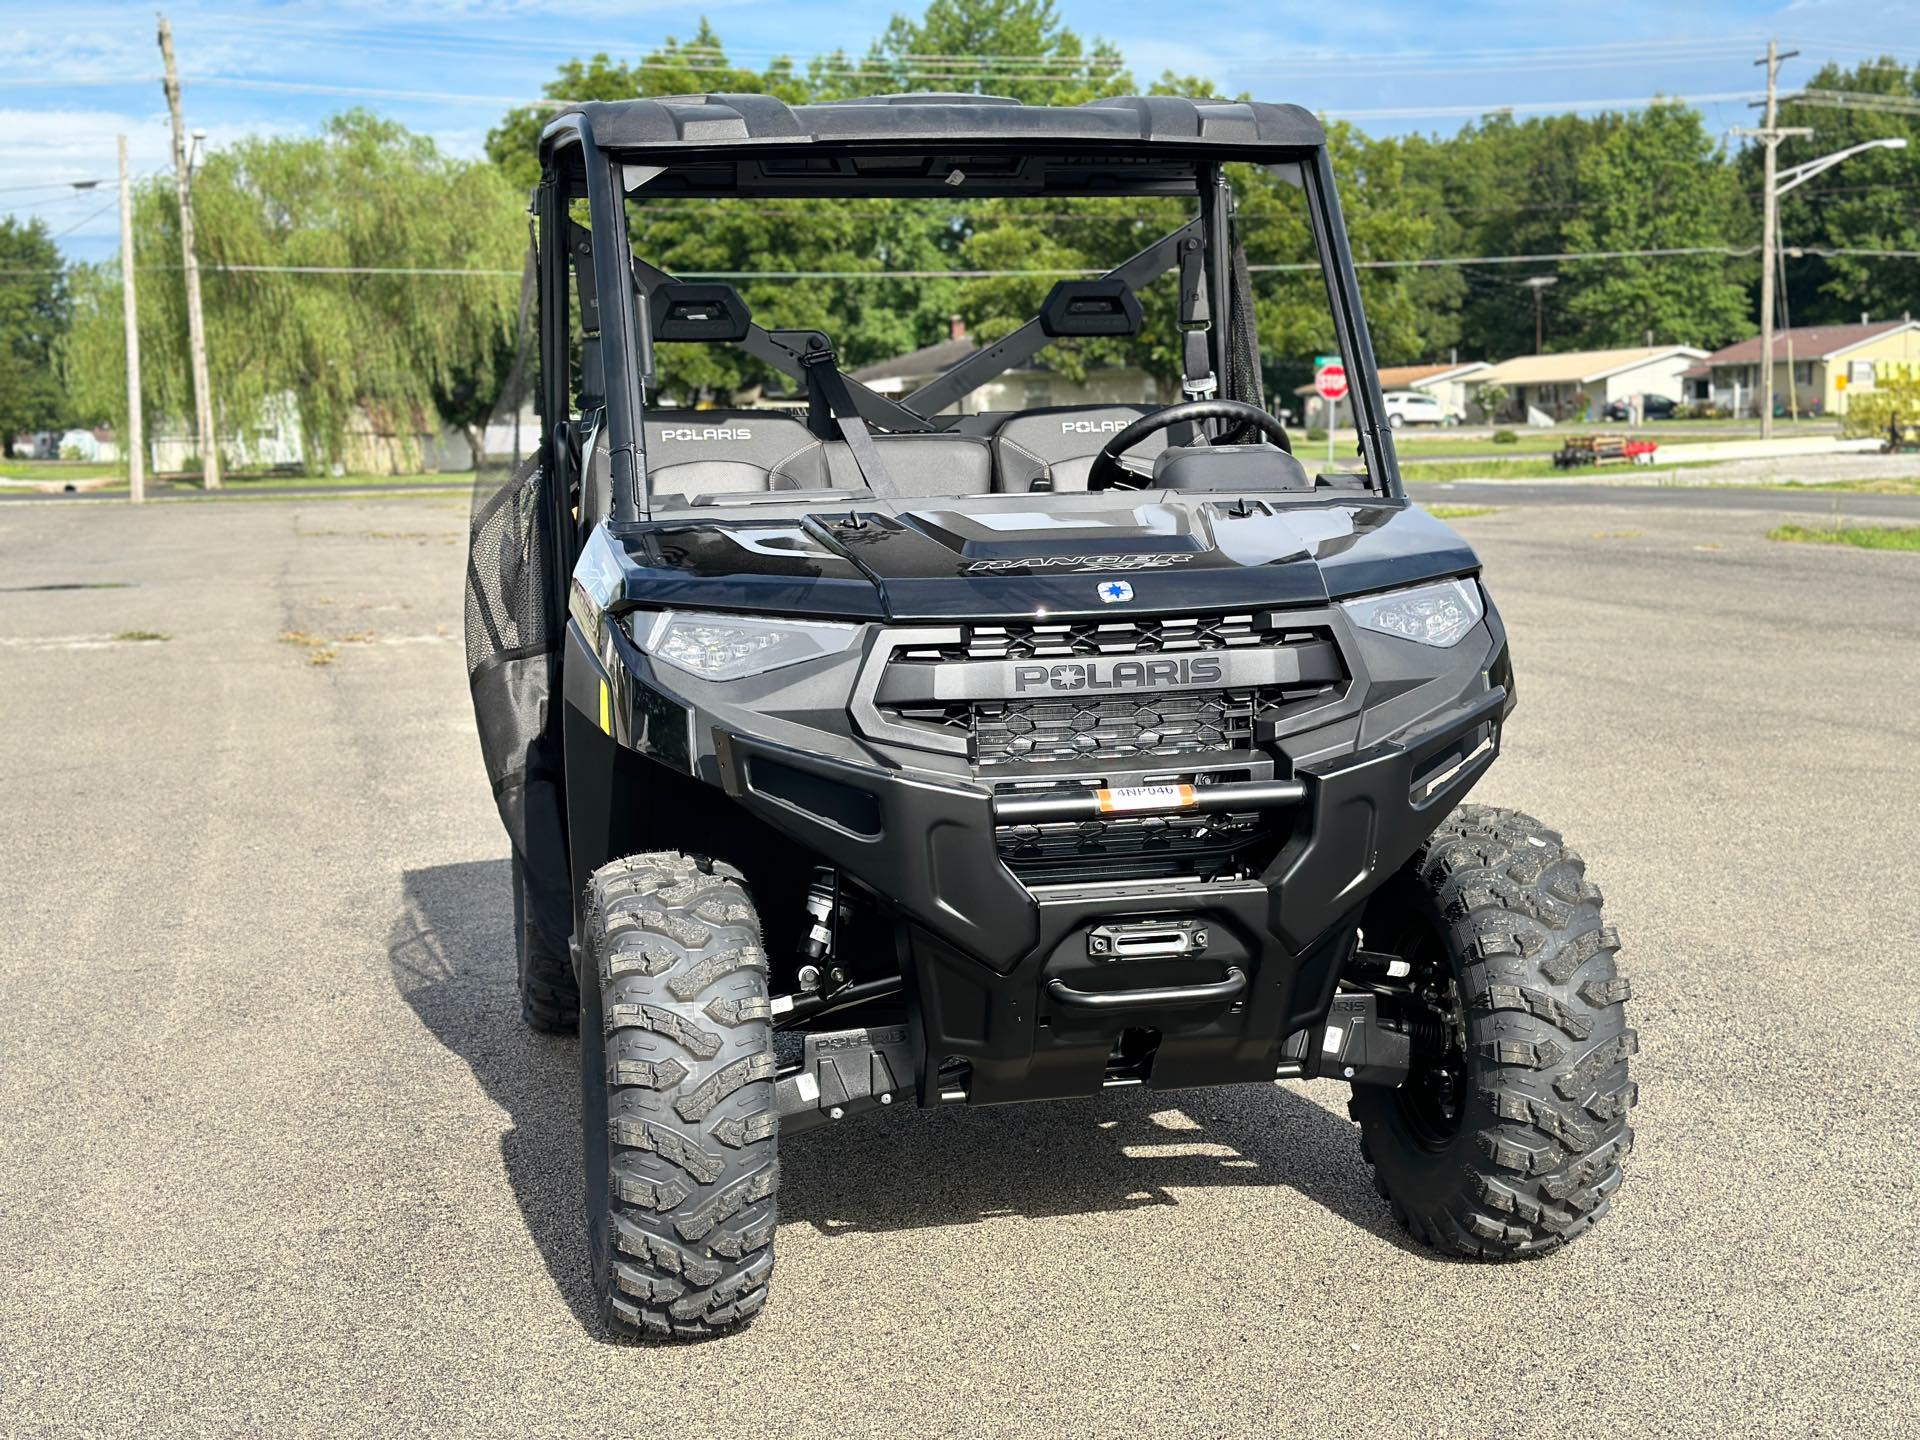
[1775,136,1906,196]
[1745,134,1907,436]
[1522,275,1557,353]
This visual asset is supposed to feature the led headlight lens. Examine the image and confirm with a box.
[634,610,861,681]
[1340,578,1484,648]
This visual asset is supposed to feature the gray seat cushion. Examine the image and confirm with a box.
[991,405,1169,491]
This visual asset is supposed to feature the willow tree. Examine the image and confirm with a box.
[62,111,523,474]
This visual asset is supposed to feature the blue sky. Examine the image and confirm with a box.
[8,0,1918,262]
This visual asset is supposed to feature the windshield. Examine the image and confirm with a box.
[555,155,1378,509]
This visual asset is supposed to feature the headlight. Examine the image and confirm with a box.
[1340,578,1484,648]
[632,609,861,681]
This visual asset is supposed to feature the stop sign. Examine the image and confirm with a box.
[1314,361,1349,401]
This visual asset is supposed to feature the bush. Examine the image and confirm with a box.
[1305,426,1328,442]
[1491,430,1519,445]
[59,444,83,461]
[1841,371,1920,439]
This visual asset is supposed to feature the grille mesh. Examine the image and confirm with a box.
[896,689,1260,767]
[997,810,1264,884]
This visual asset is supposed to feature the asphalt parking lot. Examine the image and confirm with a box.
[2,491,1916,1437]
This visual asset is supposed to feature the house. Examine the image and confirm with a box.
[1294,360,1490,427]
[146,392,478,476]
[852,317,1165,415]
[1696,319,1920,417]
[1471,346,1708,423]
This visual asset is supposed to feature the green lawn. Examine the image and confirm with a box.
[1768,522,1920,551]
[0,458,105,479]
[1390,421,1836,462]
[168,470,472,492]
[1762,476,1920,496]
[1394,433,1572,460]
[1397,457,1726,483]
[1422,504,1499,519]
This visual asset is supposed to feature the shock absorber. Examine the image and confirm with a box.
[795,866,838,992]
[1404,1011,1451,1058]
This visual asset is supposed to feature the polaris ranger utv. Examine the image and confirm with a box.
[465,91,1636,1340]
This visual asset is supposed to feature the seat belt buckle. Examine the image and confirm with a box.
[1181,328,1216,400]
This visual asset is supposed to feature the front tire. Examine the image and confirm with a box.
[1351,805,1636,1257]
[579,853,778,1339]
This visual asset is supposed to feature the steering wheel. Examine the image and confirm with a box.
[1087,400,1292,491]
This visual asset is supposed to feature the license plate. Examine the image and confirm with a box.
[1095,784,1197,814]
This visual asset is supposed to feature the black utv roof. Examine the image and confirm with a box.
[555,92,1326,155]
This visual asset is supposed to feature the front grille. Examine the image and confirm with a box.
[875,612,1346,770]
[997,809,1265,884]
[898,689,1259,767]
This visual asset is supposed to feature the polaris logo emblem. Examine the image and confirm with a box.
[1061,419,1129,434]
[1098,580,1133,604]
[658,426,752,442]
[1013,657,1224,692]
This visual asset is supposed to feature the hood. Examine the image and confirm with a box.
[591,496,1479,622]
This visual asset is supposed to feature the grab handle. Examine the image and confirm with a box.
[1046,966,1247,1012]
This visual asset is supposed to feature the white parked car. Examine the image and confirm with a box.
[1381,390,1451,428]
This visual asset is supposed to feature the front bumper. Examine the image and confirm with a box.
[714,679,1503,1104]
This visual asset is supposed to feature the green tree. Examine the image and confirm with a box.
[62,112,522,473]
[1761,58,1920,326]
[0,218,69,455]
[487,21,807,193]
[1560,102,1751,349]
[1401,112,1623,359]
[828,0,1127,104]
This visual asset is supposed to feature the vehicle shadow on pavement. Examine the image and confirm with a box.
[388,859,601,1332]
[779,1085,1428,1255]
[389,860,1431,1335]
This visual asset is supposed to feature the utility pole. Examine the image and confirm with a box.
[158,15,220,488]
[118,135,144,504]
[1735,41,1810,441]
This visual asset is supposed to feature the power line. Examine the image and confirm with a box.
[1259,245,1760,272]
[80,10,1762,70]
[0,178,110,194]
[79,72,1777,124]
[1330,91,1766,120]
[0,242,1781,281]
[1790,246,1920,260]
[49,197,119,241]
[1790,88,1920,116]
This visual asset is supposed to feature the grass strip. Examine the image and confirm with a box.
[1768,522,1920,551]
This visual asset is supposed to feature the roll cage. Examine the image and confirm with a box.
[534,94,1402,538]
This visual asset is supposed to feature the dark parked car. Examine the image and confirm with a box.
[1602,394,1676,422]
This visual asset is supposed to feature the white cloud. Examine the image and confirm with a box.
[0,109,174,247]
[0,106,312,256]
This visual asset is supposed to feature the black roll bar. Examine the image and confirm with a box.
[1301,150,1402,499]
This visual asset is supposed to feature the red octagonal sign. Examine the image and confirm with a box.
[1314,361,1349,401]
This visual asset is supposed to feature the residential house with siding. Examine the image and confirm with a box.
[1691,320,1920,417]
[1471,346,1707,423]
